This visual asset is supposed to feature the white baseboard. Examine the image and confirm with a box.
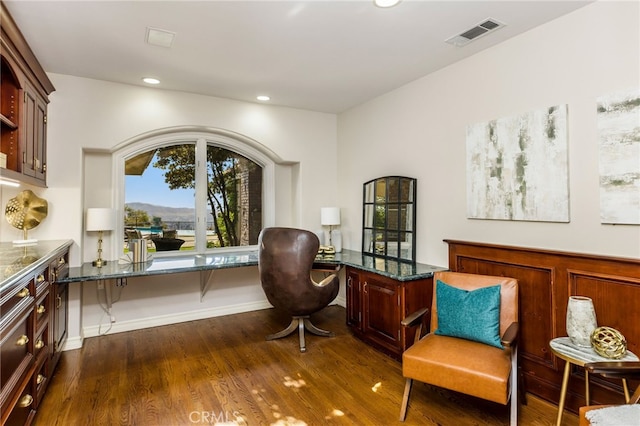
[63,335,84,351]
[73,296,346,350]
[82,300,273,340]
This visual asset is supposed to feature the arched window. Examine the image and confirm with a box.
[113,128,277,255]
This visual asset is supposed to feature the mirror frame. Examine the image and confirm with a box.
[361,176,416,263]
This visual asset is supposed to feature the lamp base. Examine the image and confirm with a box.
[13,239,38,246]
[330,229,342,253]
[92,259,107,267]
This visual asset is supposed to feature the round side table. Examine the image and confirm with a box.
[549,337,639,426]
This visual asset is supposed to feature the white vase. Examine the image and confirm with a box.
[566,296,597,347]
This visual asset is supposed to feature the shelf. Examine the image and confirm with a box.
[0,113,17,129]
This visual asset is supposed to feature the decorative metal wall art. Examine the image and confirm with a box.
[5,189,48,242]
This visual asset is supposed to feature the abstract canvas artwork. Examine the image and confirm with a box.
[597,88,640,225]
[466,105,569,222]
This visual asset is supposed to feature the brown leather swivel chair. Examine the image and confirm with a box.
[258,227,339,352]
[400,271,519,425]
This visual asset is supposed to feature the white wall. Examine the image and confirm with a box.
[0,75,340,347]
[337,1,640,267]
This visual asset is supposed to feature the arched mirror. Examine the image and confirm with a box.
[362,176,416,262]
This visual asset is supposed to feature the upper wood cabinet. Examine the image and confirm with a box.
[0,1,55,187]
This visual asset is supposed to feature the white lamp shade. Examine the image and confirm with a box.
[86,208,116,231]
[321,207,340,226]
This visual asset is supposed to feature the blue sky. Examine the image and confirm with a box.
[125,165,195,208]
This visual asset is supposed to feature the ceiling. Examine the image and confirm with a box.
[4,1,592,114]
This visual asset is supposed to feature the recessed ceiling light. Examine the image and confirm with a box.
[143,77,160,85]
[256,95,270,101]
[374,0,401,8]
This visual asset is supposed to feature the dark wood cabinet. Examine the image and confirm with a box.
[50,253,69,371]
[346,266,433,360]
[0,243,70,426]
[0,1,54,187]
[21,83,48,182]
[345,268,361,329]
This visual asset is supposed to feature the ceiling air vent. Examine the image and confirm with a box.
[145,27,176,48]
[446,18,505,47]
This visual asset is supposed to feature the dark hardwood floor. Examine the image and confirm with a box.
[34,306,577,425]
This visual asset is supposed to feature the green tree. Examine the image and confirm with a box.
[124,205,150,227]
[153,145,247,247]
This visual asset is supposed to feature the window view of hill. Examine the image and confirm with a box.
[126,202,197,223]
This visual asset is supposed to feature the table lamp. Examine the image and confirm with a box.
[321,207,342,252]
[86,208,116,267]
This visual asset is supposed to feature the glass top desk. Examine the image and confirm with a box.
[549,336,639,426]
[59,249,446,301]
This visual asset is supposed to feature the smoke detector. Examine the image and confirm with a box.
[446,18,505,47]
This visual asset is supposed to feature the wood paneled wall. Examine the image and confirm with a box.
[445,240,640,413]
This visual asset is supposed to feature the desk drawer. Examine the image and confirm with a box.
[34,268,49,297]
[34,353,49,407]
[0,312,33,389]
[0,279,33,324]
[0,309,34,397]
[50,253,68,283]
[33,323,49,361]
[4,379,36,426]
[35,291,50,332]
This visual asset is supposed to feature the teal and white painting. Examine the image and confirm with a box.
[597,88,640,225]
[466,105,569,222]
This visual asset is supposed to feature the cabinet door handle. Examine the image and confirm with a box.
[56,295,62,309]
[16,335,29,346]
[35,339,45,349]
[347,276,352,287]
[37,304,46,314]
[18,394,34,408]
[363,281,368,294]
[17,287,30,298]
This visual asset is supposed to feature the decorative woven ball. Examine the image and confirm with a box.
[590,326,627,359]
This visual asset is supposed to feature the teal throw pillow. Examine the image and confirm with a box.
[434,279,503,349]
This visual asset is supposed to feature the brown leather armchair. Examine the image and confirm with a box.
[258,227,339,352]
[400,271,519,425]
[579,361,640,425]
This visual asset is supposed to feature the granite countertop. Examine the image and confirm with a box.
[60,248,446,283]
[0,239,73,290]
[318,249,447,281]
